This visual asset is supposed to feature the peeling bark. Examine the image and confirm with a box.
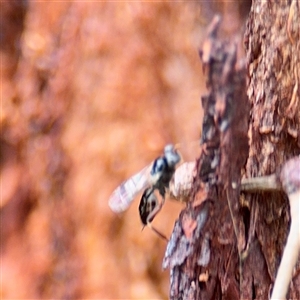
[244,1,300,299]
[164,16,249,300]
[165,1,300,299]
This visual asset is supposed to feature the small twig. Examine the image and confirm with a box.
[270,156,300,300]
[241,174,282,192]
[167,157,299,298]
[236,157,300,299]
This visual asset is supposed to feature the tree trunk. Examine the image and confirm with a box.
[244,1,300,298]
[165,1,300,299]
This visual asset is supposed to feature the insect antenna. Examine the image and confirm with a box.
[174,139,202,162]
[174,139,200,150]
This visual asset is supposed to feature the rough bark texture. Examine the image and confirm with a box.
[164,17,250,300]
[165,1,300,299]
[6,1,300,299]
[244,1,300,299]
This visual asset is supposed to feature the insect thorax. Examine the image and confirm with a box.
[151,157,177,196]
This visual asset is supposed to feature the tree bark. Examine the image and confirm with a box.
[165,1,300,298]
[244,1,300,298]
[164,16,250,300]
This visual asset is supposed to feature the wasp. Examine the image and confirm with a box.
[109,144,195,239]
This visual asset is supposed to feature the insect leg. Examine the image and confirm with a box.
[146,223,169,241]
[139,187,168,241]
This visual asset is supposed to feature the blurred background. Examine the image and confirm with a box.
[1,1,250,298]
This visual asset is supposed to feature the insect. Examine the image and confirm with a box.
[109,144,191,239]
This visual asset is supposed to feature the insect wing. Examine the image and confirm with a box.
[109,164,152,213]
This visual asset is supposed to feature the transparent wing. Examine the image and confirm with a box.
[109,163,153,213]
